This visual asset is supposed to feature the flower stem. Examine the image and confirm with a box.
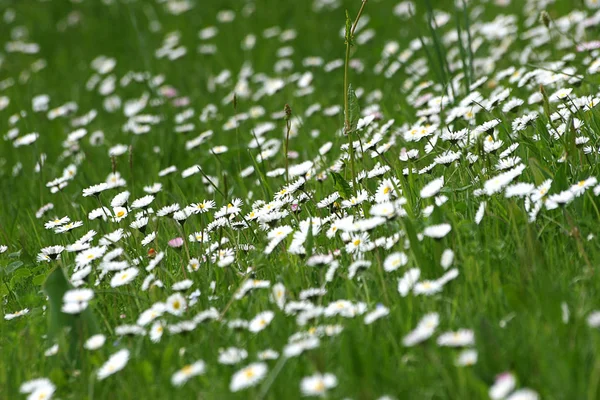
[343,0,368,193]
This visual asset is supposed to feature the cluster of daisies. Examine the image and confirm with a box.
[5,0,600,398]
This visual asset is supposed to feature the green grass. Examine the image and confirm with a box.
[1,0,600,399]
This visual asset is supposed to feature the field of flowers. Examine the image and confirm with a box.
[2,0,600,398]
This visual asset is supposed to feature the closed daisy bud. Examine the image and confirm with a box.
[540,11,550,28]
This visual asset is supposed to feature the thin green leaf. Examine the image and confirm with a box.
[347,84,360,134]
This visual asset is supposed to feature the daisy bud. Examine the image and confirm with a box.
[128,145,133,171]
[540,11,550,28]
[540,85,551,118]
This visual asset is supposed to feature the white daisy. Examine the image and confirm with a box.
[97,349,130,380]
[229,362,268,392]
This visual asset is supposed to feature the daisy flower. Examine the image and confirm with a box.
[214,198,244,218]
[413,280,443,296]
[422,223,452,239]
[345,232,371,254]
[489,372,516,400]
[110,267,139,287]
[130,216,149,231]
[166,293,187,316]
[456,349,478,366]
[187,258,201,272]
[97,349,130,380]
[150,321,164,343]
[82,182,109,197]
[172,279,193,291]
[248,311,275,333]
[20,378,55,397]
[420,176,444,198]
[63,288,94,303]
[84,334,106,350]
[189,199,216,214]
[258,349,279,360]
[283,337,321,358]
[171,360,206,387]
[157,203,180,217]
[219,347,248,365]
[55,221,83,233]
[26,382,55,400]
[110,191,130,207]
[398,268,421,297]
[440,249,454,269]
[341,190,369,208]
[131,195,154,210]
[570,177,597,197]
[112,207,128,222]
[44,216,70,230]
[271,283,286,309]
[383,252,408,272]
[364,305,390,325]
[265,225,293,254]
[229,362,268,392]
[402,313,439,346]
[316,192,340,209]
[4,308,30,320]
[75,246,107,268]
[37,245,64,262]
[437,329,475,347]
[300,373,338,397]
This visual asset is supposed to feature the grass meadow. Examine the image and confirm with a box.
[1,0,600,398]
